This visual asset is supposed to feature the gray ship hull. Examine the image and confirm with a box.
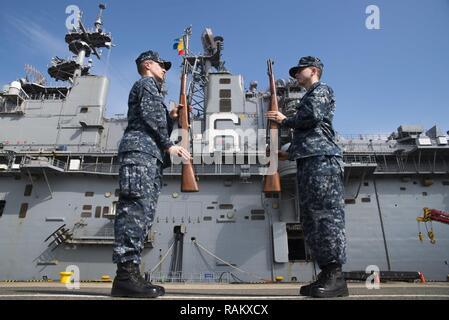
[0,169,448,282]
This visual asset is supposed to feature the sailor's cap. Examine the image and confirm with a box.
[289,56,323,78]
[135,50,171,71]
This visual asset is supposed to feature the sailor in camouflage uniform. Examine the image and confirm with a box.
[111,50,191,298]
[266,56,348,298]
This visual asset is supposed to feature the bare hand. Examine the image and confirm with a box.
[169,104,193,120]
[265,111,286,124]
[168,145,191,162]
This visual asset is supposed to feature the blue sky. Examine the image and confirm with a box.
[1,0,448,134]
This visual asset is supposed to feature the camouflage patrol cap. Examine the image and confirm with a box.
[135,50,172,71]
[289,56,323,77]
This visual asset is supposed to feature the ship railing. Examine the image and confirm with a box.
[27,93,65,101]
[376,161,449,173]
[340,143,395,154]
[21,156,66,171]
[79,163,119,174]
[337,133,390,141]
[51,158,67,170]
[69,27,112,38]
[343,154,377,165]
[72,225,115,239]
[147,272,231,284]
[0,97,26,114]
[165,162,263,176]
[17,88,29,101]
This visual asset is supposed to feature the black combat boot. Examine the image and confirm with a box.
[143,275,165,296]
[299,270,329,296]
[111,262,164,298]
[310,264,349,298]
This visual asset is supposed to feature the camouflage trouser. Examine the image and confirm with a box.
[112,151,163,264]
[297,155,347,268]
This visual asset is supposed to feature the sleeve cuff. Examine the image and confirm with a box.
[163,141,175,152]
[280,118,289,128]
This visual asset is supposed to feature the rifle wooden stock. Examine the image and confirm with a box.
[179,63,199,192]
[263,59,281,193]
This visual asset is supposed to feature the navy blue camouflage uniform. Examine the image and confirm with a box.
[281,69,347,269]
[113,51,174,264]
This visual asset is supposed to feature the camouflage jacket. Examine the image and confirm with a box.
[281,81,341,160]
[118,76,174,162]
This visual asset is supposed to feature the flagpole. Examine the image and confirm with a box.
[184,26,192,55]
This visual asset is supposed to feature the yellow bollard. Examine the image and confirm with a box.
[275,276,284,282]
[59,272,73,284]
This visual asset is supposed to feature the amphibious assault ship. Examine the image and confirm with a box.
[0,5,448,284]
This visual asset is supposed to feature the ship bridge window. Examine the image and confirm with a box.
[81,205,92,218]
[219,99,232,112]
[19,203,28,219]
[85,192,94,197]
[95,206,102,218]
[0,200,5,217]
[24,184,33,197]
[80,107,89,113]
[220,89,231,98]
[287,223,307,261]
[219,78,231,84]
